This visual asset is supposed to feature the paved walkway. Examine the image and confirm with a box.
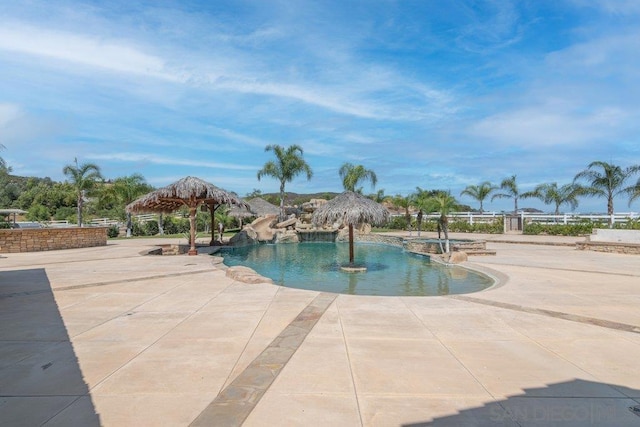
[1,234,639,426]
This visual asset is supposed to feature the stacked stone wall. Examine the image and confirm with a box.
[355,234,404,247]
[0,227,108,253]
[576,241,640,255]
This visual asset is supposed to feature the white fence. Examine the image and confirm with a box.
[404,212,639,225]
[43,218,121,228]
[89,218,120,227]
[133,213,190,223]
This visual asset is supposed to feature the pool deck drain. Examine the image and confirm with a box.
[189,292,337,427]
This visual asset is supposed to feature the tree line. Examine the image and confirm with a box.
[1,144,640,233]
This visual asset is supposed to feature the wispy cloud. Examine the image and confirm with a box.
[87,152,257,171]
[0,23,181,81]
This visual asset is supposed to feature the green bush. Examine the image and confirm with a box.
[0,221,10,229]
[385,216,410,230]
[144,220,159,236]
[162,216,190,235]
[26,204,51,222]
[53,206,76,221]
[523,222,599,236]
[132,221,146,236]
[615,219,640,230]
[107,225,120,238]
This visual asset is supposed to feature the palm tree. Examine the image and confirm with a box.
[62,158,103,227]
[460,181,496,213]
[430,191,457,253]
[100,174,152,237]
[521,182,582,215]
[368,189,387,203]
[257,144,313,220]
[339,162,377,193]
[629,178,640,207]
[491,175,520,213]
[574,161,640,225]
[410,187,432,237]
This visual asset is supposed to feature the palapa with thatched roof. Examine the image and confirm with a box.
[126,176,249,255]
[312,191,389,268]
[228,197,280,219]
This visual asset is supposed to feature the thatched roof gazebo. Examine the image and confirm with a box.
[227,197,280,220]
[312,191,389,270]
[126,176,249,255]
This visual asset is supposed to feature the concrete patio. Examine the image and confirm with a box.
[0,233,639,426]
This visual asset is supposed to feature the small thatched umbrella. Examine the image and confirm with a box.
[227,197,281,229]
[247,197,280,217]
[312,191,389,268]
[126,176,249,255]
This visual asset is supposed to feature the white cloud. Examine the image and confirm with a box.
[87,152,257,171]
[469,106,629,147]
[0,23,180,81]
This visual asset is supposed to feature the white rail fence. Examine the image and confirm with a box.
[399,212,639,225]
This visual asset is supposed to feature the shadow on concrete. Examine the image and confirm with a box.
[403,379,640,426]
[0,268,100,426]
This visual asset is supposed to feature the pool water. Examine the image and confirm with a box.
[220,242,493,296]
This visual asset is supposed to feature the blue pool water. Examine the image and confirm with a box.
[220,242,493,296]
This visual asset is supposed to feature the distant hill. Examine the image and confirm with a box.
[256,192,341,206]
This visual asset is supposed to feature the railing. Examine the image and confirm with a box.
[396,211,639,225]
[89,218,120,227]
[44,220,71,228]
[133,213,191,223]
[43,219,122,228]
[134,213,158,223]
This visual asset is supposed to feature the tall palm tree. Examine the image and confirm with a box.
[62,158,103,227]
[521,182,582,215]
[411,187,432,236]
[574,161,640,225]
[100,174,152,237]
[460,181,496,213]
[257,144,313,220]
[491,175,520,213]
[430,191,457,253]
[339,162,377,193]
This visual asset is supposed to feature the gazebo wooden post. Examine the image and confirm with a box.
[209,202,219,246]
[348,224,355,264]
[188,206,197,255]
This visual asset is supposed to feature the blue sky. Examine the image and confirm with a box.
[1,0,639,213]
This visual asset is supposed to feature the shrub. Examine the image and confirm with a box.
[107,225,120,238]
[53,206,76,222]
[385,216,410,230]
[132,221,146,236]
[523,222,598,236]
[163,216,190,235]
[26,204,51,222]
[144,220,159,236]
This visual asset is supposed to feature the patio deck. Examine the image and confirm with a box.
[1,233,639,426]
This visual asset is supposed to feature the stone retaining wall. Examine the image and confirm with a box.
[355,233,404,247]
[0,227,108,253]
[576,241,640,255]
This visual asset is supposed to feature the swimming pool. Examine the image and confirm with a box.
[220,242,494,296]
